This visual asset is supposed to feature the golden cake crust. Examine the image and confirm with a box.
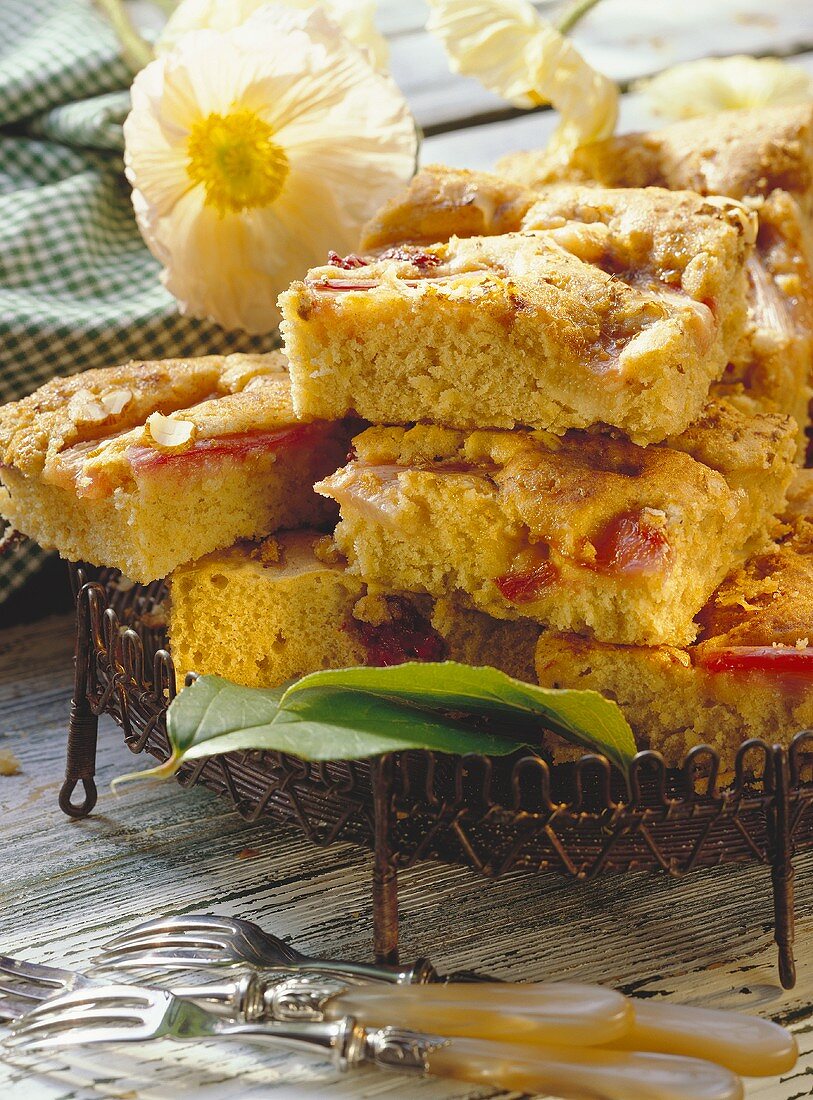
[534,473,813,765]
[695,515,813,650]
[360,164,536,251]
[499,104,813,209]
[169,530,539,688]
[0,352,347,581]
[347,162,811,441]
[0,352,291,482]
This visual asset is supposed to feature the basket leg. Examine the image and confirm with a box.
[372,754,400,966]
[769,745,796,990]
[59,567,99,819]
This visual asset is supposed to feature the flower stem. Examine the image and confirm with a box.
[556,0,603,35]
[94,0,154,73]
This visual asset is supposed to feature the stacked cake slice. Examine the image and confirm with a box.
[0,352,349,582]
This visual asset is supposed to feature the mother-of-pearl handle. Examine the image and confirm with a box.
[425,1037,743,1100]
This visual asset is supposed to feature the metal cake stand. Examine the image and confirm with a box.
[60,565,813,989]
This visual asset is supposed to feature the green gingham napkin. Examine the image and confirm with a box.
[0,0,273,609]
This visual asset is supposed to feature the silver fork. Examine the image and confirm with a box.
[0,955,261,1025]
[4,983,745,1099]
[0,957,92,1023]
[95,914,441,983]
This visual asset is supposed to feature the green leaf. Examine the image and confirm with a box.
[114,661,636,787]
[281,662,636,774]
[181,684,527,763]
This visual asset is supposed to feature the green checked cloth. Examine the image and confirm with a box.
[0,0,273,611]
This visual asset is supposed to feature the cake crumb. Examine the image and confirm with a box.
[0,750,21,776]
[353,593,392,626]
[251,535,282,566]
[313,535,343,565]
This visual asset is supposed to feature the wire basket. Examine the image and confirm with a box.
[61,565,813,988]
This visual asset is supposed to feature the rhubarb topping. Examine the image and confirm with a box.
[351,597,448,666]
[315,278,383,291]
[697,646,813,677]
[379,246,443,270]
[591,511,670,575]
[129,421,325,476]
[495,560,558,603]
[327,250,367,269]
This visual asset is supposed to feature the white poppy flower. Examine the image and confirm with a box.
[156,0,389,71]
[124,6,416,334]
[639,55,813,121]
[426,0,617,161]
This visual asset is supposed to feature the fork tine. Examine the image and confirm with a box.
[0,957,76,985]
[0,979,54,1002]
[7,1021,155,1051]
[97,937,233,954]
[17,986,153,1017]
[102,916,235,949]
[94,948,234,971]
[0,996,38,1022]
[11,1006,150,1033]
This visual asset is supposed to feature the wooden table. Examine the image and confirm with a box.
[3,3,813,1097]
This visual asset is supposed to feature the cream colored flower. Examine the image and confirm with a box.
[124,6,416,334]
[156,0,389,71]
[639,55,813,121]
[426,0,617,161]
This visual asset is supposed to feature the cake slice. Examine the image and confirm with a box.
[359,163,537,251]
[316,403,795,647]
[716,188,813,457]
[169,530,539,687]
[355,163,813,449]
[281,187,755,444]
[0,353,349,582]
[535,472,813,766]
[498,103,813,212]
[499,107,813,450]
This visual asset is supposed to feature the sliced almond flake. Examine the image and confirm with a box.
[101,387,133,415]
[68,388,109,424]
[147,413,195,449]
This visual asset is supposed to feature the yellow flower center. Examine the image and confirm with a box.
[186,109,290,216]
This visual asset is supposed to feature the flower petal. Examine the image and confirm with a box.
[639,55,813,121]
[157,0,389,71]
[126,5,416,334]
[426,0,617,163]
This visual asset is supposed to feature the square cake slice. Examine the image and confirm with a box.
[0,353,349,582]
[359,163,537,251]
[281,187,755,443]
[352,163,813,444]
[169,530,539,687]
[535,473,813,766]
[498,103,813,212]
[716,189,813,456]
[316,403,795,647]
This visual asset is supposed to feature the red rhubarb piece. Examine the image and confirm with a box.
[592,511,669,575]
[495,561,558,603]
[698,646,813,677]
[327,251,367,269]
[351,597,448,666]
